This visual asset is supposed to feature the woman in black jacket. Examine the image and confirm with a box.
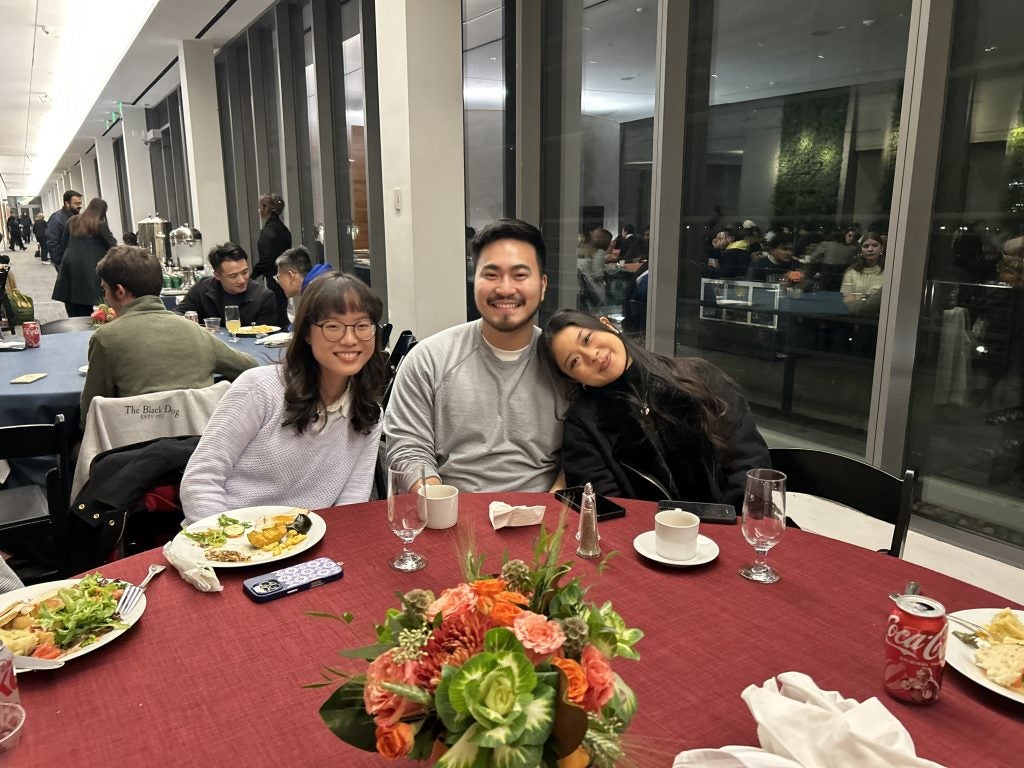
[539,309,769,507]
[254,193,292,328]
[33,213,48,260]
[51,197,117,316]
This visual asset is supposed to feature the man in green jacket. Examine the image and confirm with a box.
[80,246,258,427]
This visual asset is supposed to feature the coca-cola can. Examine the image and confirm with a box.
[22,321,41,348]
[884,595,947,704]
[184,311,199,323]
[0,640,19,704]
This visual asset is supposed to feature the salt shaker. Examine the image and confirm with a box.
[576,482,602,559]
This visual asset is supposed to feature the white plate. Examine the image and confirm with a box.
[633,530,719,567]
[169,506,326,569]
[945,608,1024,705]
[78,365,89,375]
[234,325,281,336]
[1,577,146,671]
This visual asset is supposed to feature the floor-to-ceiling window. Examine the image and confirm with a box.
[147,88,192,229]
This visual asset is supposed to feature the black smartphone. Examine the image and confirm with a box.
[658,500,737,525]
[555,486,627,521]
[242,557,344,603]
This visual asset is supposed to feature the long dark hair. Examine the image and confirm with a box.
[539,309,732,468]
[282,273,386,435]
[852,231,886,273]
[68,197,108,238]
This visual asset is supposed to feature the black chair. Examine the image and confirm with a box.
[0,266,16,337]
[769,448,916,558]
[0,415,73,579]
[373,330,418,499]
[41,316,94,334]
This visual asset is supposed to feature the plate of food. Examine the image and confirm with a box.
[0,572,145,668]
[945,607,1024,704]
[169,506,326,568]
[234,324,281,336]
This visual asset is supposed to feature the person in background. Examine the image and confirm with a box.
[18,211,31,249]
[6,212,24,251]
[253,193,292,329]
[274,245,314,302]
[577,228,610,310]
[384,218,566,493]
[51,197,117,317]
[174,242,277,327]
[122,232,139,246]
[841,232,886,305]
[747,232,796,282]
[80,246,257,427]
[46,189,83,269]
[32,212,47,260]
[539,309,769,508]
[181,273,386,522]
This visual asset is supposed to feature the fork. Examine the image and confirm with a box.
[116,564,166,618]
[947,615,986,633]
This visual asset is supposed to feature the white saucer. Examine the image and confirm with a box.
[78,365,89,375]
[633,530,719,567]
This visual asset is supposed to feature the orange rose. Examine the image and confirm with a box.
[551,657,588,706]
[513,611,566,662]
[580,645,615,712]
[470,578,506,598]
[494,590,529,605]
[376,723,415,759]
[490,600,524,627]
[426,584,478,621]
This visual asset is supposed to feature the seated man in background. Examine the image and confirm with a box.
[274,246,333,326]
[175,243,277,327]
[384,218,566,493]
[81,246,258,426]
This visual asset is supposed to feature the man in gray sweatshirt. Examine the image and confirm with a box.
[384,219,566,493]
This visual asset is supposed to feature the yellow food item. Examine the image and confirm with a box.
[247,522,286,549]
[986,609,1024,645]
[0,628,39,656]
[975,643,1024,691]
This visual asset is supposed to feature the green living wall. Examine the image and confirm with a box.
[773,89,849,220]
[1005,94,1024,216]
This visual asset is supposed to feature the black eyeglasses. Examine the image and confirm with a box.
[312,320,378,342]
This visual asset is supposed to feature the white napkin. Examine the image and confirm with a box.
[255,332,292,347]
[674,747,800,768]
[0,340,25,350]
[488,501,546,530]
[162,541,223,593]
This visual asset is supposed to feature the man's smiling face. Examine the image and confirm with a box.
[473,238,546,341]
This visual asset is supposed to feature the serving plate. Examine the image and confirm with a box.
[945,608,1024,705]
[234,325,281,336]
[169,506,326,568]
[0,578,146,671]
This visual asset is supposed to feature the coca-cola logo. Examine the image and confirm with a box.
[886,614,947,661]
[0,659,15,697]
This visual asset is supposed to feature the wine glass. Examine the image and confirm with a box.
[387,466,428,572]
[224,305,241,343]
[739,468,787,584]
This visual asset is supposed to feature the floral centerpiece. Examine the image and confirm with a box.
[90,303,117,325]
[310,516,643,767]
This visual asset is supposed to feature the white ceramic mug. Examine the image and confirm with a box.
[419,485,459,529]
[654,509,700,560]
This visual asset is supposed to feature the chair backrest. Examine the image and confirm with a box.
[0,414,72,539]
[768,447,915,558]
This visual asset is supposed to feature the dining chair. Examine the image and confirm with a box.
[41,316,95,334]
[768,448,916,558]
[0,414,72,580]
[0,266,15,337]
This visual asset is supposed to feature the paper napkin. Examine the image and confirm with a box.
[0,340,25,351]
[255,332,293,347]
[488,501,546,530]
[162,541,223,593]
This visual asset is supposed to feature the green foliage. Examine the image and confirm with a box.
[878,82,904,213]
[773,89,849,219]
[319,678,378,752]
[1004,96,1024,215]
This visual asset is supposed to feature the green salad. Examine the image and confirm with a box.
[36,573,130,649]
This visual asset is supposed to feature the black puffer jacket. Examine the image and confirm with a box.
[561,361,769,508]
[253,216,292,279]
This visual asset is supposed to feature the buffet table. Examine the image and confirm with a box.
[16,494,1022,766]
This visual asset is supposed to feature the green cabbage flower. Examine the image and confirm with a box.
[434,628,557,768]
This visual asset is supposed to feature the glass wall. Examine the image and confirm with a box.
[905,0,1024,549]
[112,135,132,235]
[146,87,192,229]
[676,0,911,456]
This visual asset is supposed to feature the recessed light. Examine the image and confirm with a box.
[583,26,591,31]
[768,81,775,86]
[711,73,719,78]
[588,60,598,65]
[489,56,497,61]
[636,7,644,12]
[837,25,847,30]
[862,18,876,26]
[817,54,825,59]
[984,46,997,52]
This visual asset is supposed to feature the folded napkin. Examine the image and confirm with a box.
[255,332,293,347]
[674,672,946,768]
[162,541,223,593]
[488,501,546,530]
[0,340,25,351]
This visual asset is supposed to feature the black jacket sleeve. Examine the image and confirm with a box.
[174,282,204,316]
[561,406,627,498]
[252,287,279,325]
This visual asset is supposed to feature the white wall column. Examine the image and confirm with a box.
[70,163,85,199]
[94,136,124,240]
[178,39,230,248]
[80,152,99,202]
[121,105,156,225]
[375,0,466,338]
[56,176,65,197]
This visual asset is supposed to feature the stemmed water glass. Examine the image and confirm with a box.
[224,305,241,343]
[739,468,787,584]
[387,466,428,572]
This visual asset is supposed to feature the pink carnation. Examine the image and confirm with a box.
[580,644,615,712]
[364,650,423,727]
[512,611,566,663]
[426,583,478,621]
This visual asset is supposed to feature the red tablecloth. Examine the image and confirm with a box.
[16,494,1024,767]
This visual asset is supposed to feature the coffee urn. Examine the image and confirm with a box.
[169,224,204,288]
[137,214,171,267]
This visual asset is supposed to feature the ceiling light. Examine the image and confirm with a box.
[837,25,847,30]
[984,46,997,52]
[817,54,825,59]
[711,74,719,78]
[862,19,876,26]
[489,56,497,61]
[583,27,591,31]
[768,81,775,86]
[636,7,644,12]
[589,60,598,65]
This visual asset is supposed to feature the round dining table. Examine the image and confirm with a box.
[15,493,1023,766]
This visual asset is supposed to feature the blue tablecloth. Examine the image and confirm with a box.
[0,329,282,428]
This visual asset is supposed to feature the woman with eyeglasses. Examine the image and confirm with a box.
[181,272,387,523]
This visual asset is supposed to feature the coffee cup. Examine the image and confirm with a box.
[418,484,459,529]
[654,509,700,560]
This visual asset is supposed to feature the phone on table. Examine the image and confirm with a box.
[555,486,626,521]
[657,500,736,525]
[242,557,344,603]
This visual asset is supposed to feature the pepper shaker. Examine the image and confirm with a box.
[576,482,602,559]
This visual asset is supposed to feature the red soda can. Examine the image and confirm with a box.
[884,595,947,704]
[0,640,19,704]
[22,321,41,348]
